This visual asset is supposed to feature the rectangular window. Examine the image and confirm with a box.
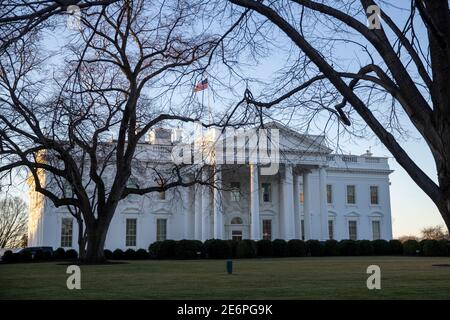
[230,182,240,202]
[372,221,381,240]
[232,230,242,241]
[370,186,379,205]
[158,190,166,200]
[328,220,334,240]
[348,221,357,241]
[327,184,333,203]
[156,219,167,241]
[347,185,356,204]
[300,184,304,204]
[301,219,305,240]
[60,218,73,248]
[126,218,137,247]
[262,183,272,202]
[262,220,272,240]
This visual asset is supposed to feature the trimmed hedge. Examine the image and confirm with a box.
[306,240,322,256]
[288,240,306,257]
[124,249,137,260]
[389,240,403,255]
[339,240,359,256]
[174,240,202,259]
[372,239,391,255]
[422,240,449,257]
[227,240,239,258]
[66,249,78,260]
[136,248,149,259]
[272,239,288,257]
[257,240,273,257]
[323,240,339,256]
[236,240,257,258]
[112,249,125,260]
[358,240,374,256]
[403,240,420,256]
[54,248,66,260]
[204,239,232,259]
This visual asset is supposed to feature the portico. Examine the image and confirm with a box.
[193,162,330,241]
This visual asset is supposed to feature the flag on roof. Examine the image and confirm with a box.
[193,78,208,92]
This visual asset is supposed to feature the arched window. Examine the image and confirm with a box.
[231,217,243,225]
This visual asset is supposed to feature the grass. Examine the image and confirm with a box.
[1,256,450,299]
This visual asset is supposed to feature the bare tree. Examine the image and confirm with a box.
[0,0,247,263]
[421,225,449,240]
[220,0,450,232]
[0,196,27,248]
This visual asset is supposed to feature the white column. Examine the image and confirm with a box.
[201,169,210,241]
[182,186,193,239]
[293,173,300,239]
[319,166,329,241]
[213,166,223,239]
[194,185,202,240]
[302,170,311,240]
[250,164,260,240]
[282,165,295,240]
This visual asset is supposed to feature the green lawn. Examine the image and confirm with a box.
[1,256,450,299]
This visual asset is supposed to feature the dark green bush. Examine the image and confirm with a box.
[339,240,359,256]
[124,248,137,260]
[2,250,13,263]
[174,240,202,259]
[16,251,32,262]
[236,240,257,258]
[256,240,273,257]
[43,251,53,260]
[104,249,113,260]
[272,239,288,257]
[323,240,339,256]
[288,239,306,257]
[389,240,403,255]
[54,248,66,260]
[33,249,44,261]
[227,240,239,258]
[306,240,322,256]
[203,239,232,259]
[158,240,177,259]
[358,240,374,256]
[148,241,162,258]
[112,249,125,260]
[66,249,78,260]
[372,239,391,255]
[135,249,148,259]
[403,240,420,256]
[423,240,449,256]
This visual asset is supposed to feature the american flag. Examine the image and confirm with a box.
[193,78,208,92]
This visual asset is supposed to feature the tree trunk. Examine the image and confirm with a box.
[82,222,110,264]
[76,217,86,261]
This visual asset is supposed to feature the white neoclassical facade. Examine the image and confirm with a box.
[28,122,393,250]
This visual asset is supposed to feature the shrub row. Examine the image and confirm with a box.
[2,248,78,263]
[144,238,450,259]
[4,239,449,263]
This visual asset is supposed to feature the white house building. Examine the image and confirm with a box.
[28,122,393,250]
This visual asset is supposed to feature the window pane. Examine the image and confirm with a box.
[60,218,73,248]
[347,185,356,204]
[370,186,379,204]
[156,219,167,241]
[372,221,381,240]
[262,220,272,240]
[328,220,334,240]
[230,182,240,201]
[262,183,271,202]
[126,218,137,247]
[327,185,333,203]
[348,221,357,240]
